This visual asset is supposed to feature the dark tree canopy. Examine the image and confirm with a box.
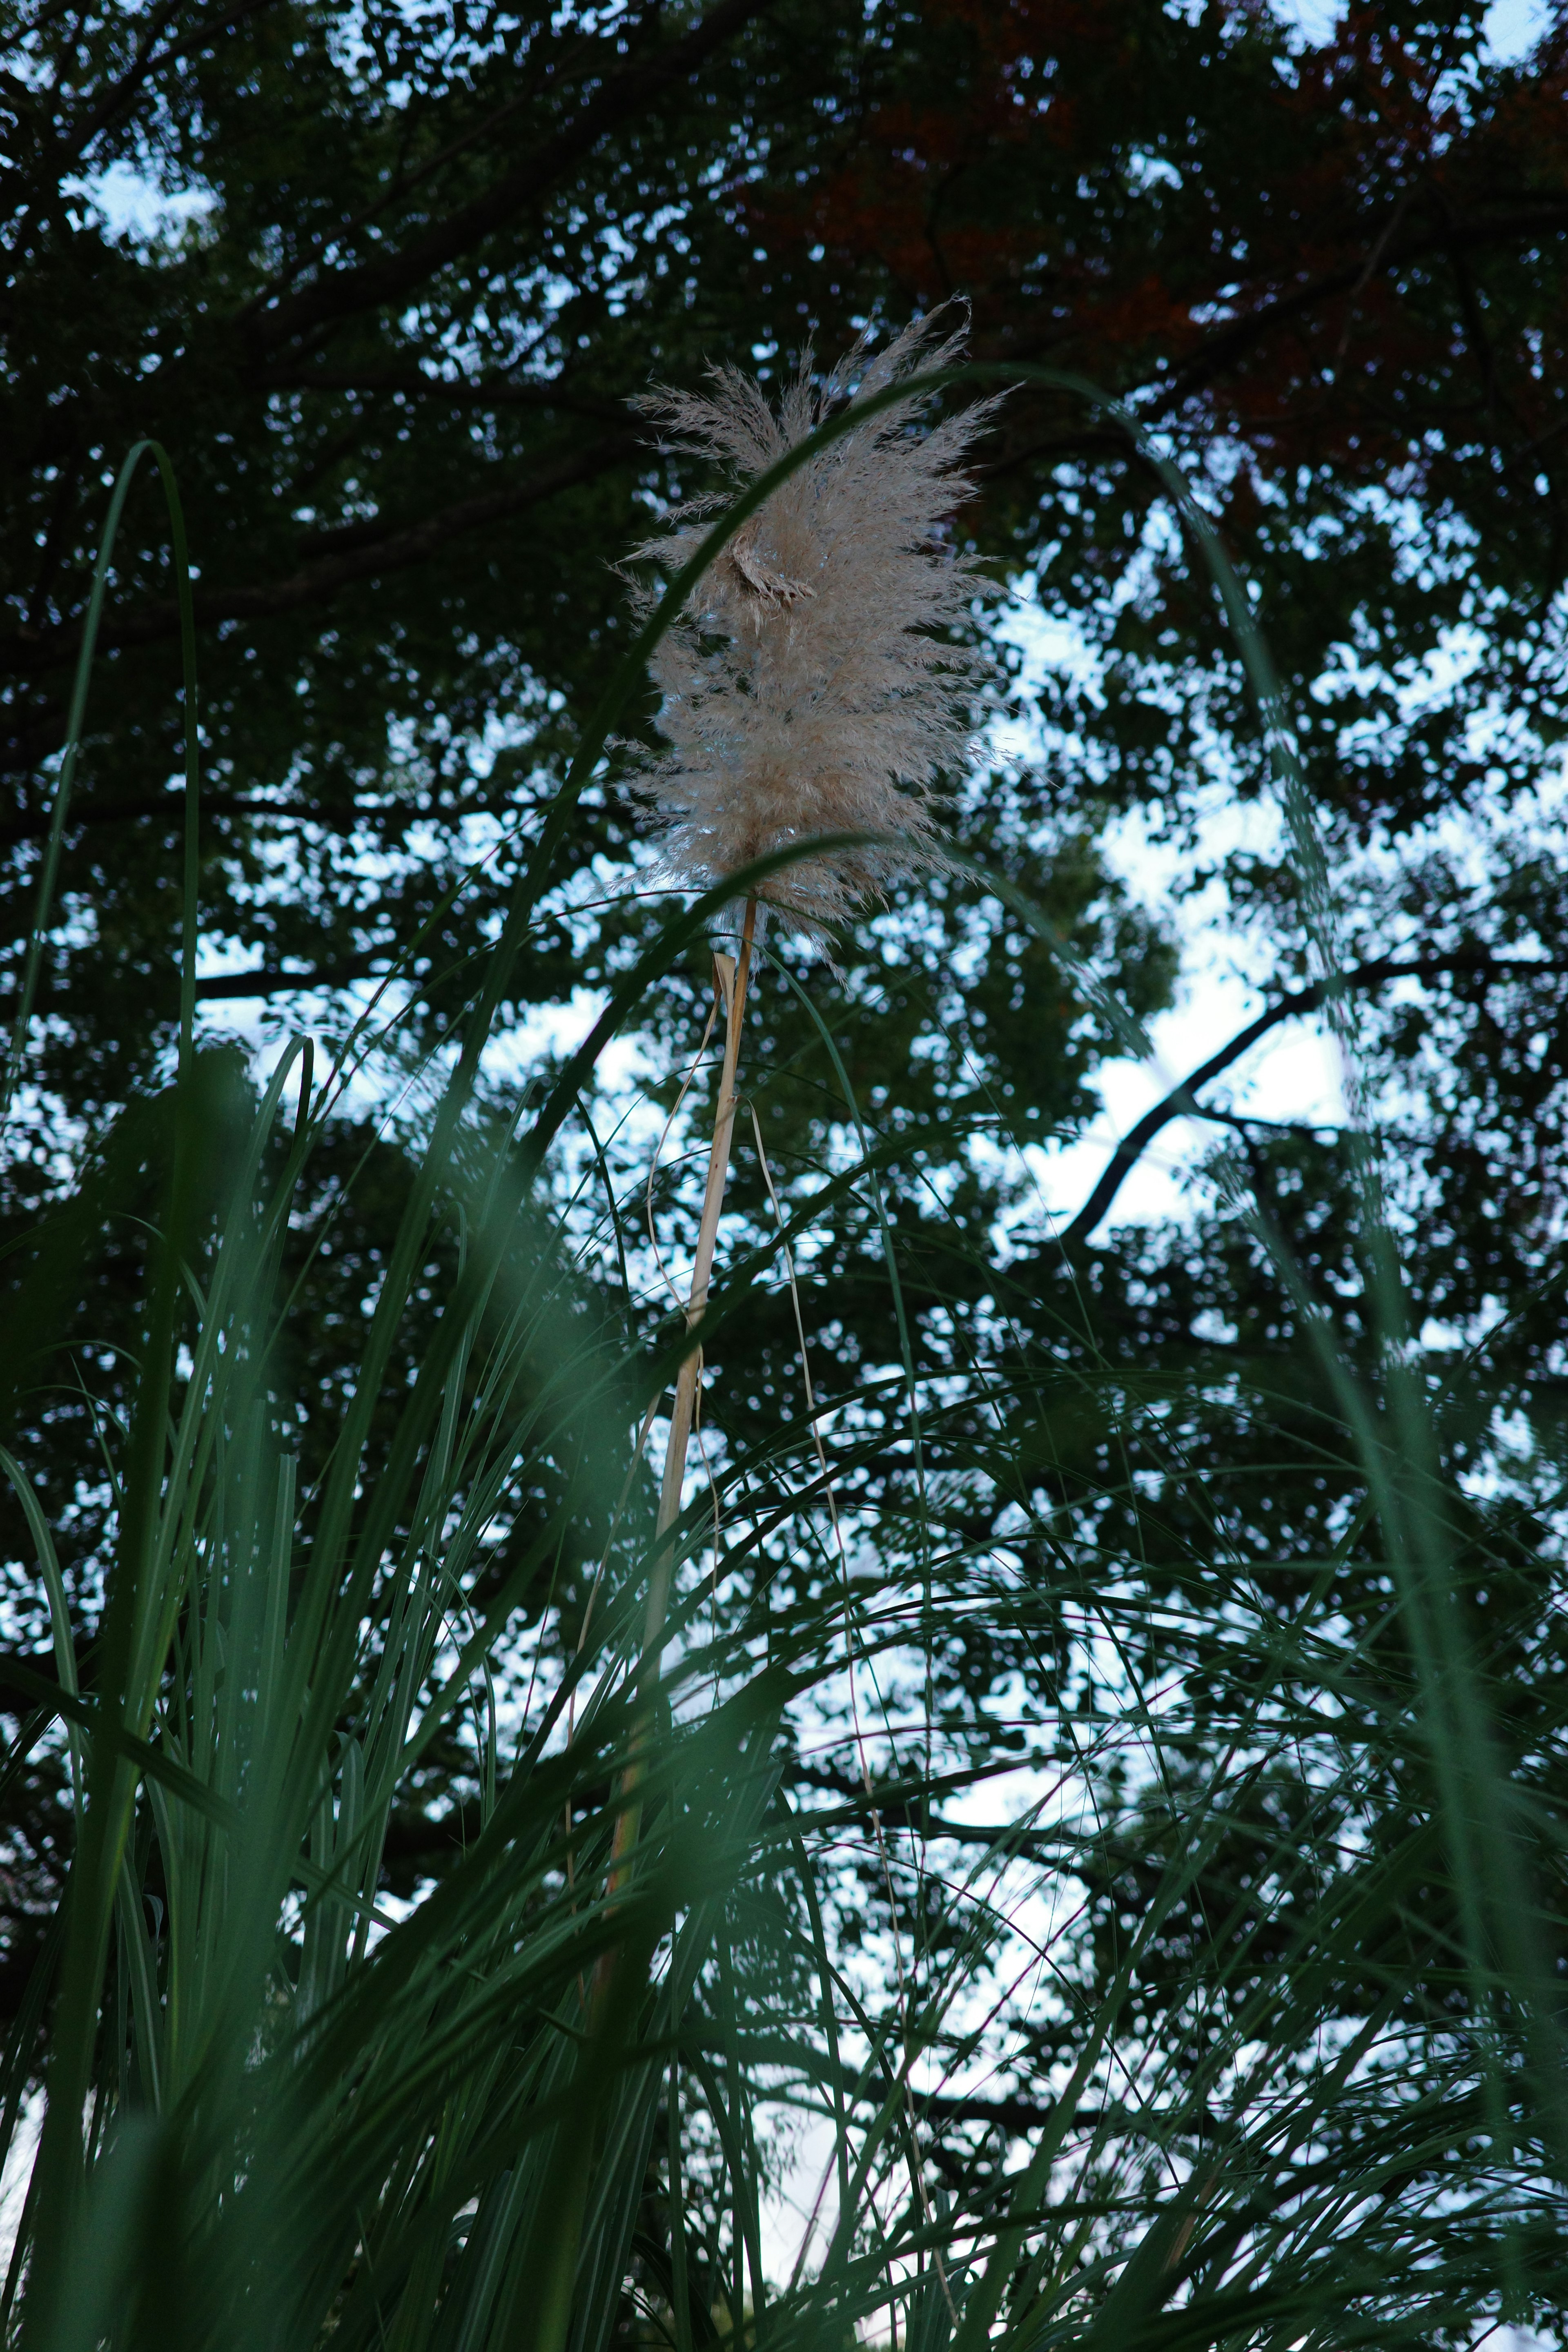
[2,0,1565,1094]
[2,0,1568,2076]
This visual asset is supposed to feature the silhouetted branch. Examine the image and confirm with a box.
[0,437,635,698]
[1061,951,1568,1245]
[242,0,781,353]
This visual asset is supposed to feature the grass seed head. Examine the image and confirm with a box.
[629,308,1002,941]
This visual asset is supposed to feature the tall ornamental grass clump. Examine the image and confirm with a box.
[0,350,1563,2352]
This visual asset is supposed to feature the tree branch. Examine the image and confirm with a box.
[258,365,630,423]
[193,959,387,1002]
[0,791,311,852]
[1140,197,1568,424]
[0,953,401,1022]
[242,10,666,312]
[243,0,781,355]
[1,0,273,243]
[0,784,549,851]
[0,432,635,700]
[1060,951,1568,1246]
[918,2089,1062,2137]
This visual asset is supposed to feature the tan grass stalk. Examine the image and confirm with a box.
[642,890,757,1654]
[596,896,756,1956]
[598,310,999,1982]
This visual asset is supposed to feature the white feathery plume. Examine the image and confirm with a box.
[629,307,1000,939]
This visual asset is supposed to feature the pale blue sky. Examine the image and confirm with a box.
[1277,0,1550,56]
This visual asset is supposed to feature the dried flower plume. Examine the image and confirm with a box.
[628,309,1000,938]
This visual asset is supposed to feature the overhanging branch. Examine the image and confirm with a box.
[0,434,635,711]
[1061,951,1568,1245]
[243,0,781,354]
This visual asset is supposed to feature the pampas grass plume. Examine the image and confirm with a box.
[603,315,1003,1835]
[631,308,1000,938]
